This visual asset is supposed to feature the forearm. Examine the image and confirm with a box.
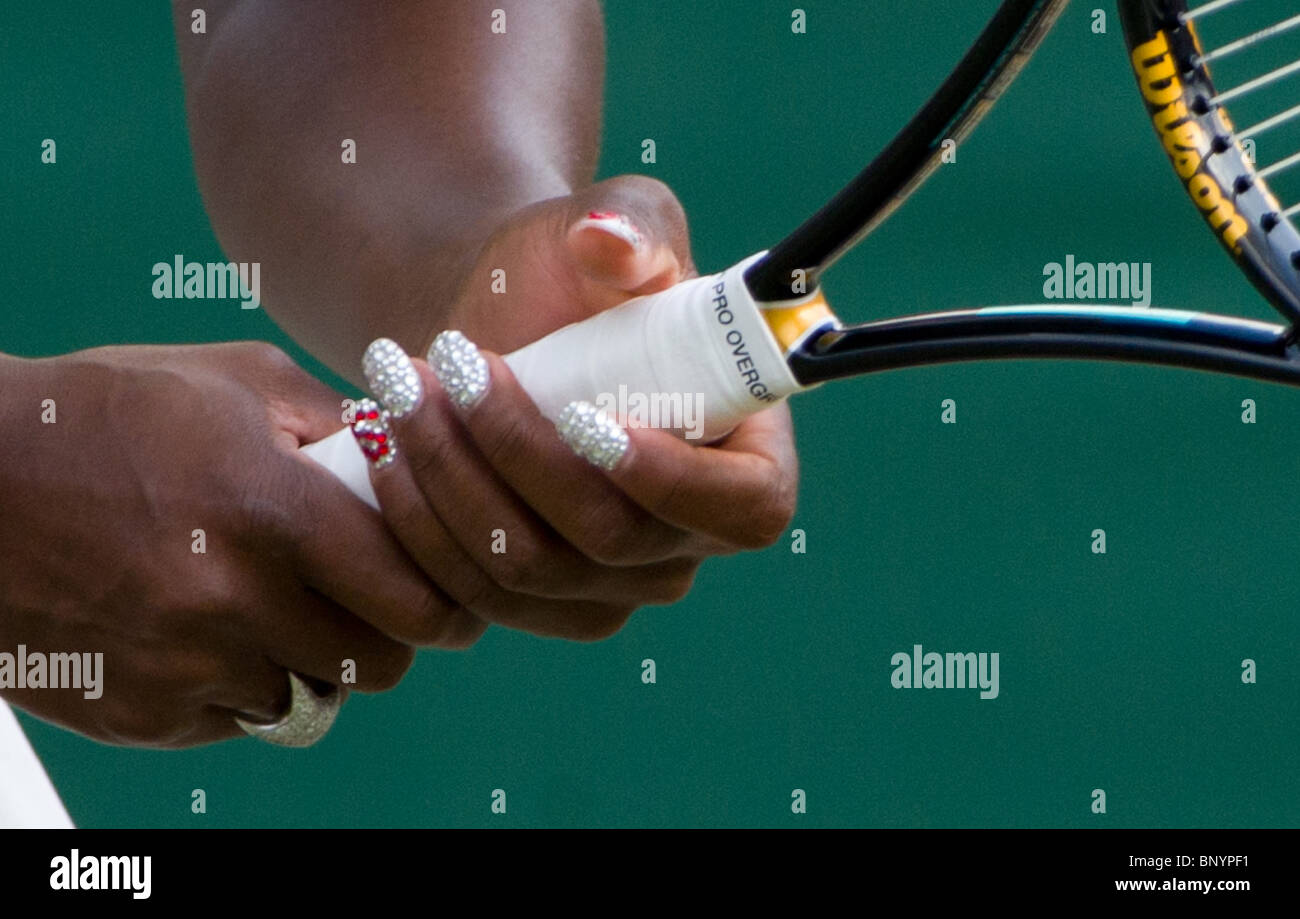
[172,0,605,384]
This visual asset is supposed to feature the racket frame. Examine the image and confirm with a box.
[758,0,1300,391]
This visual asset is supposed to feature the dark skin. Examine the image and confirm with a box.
[172,0,608,374]
[2,2,800,750]
[0,344,479,747]
[174,0,801,641]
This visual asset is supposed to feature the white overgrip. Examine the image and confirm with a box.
[299,423,379,509]
[299,253,806,505]
[503,253,803,442]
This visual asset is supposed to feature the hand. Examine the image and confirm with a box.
[355,177,799,641]
[430,175,697,358]
[0,344,479,748]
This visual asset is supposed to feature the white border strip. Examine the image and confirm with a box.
[0,699,74,828]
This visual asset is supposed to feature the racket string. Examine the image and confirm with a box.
[1182,1,1300,220]
[1194,13,1300,66]
[1238,102,1300,141]
[1182,0,1253,24]
[1258,149,1300,181]
[1210,57,1300,106]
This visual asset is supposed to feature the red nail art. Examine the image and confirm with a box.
[351,399,396,468]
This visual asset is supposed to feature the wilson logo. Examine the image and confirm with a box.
[1130,31,1249,254]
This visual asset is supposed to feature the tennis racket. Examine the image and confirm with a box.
[302,0,1300,507]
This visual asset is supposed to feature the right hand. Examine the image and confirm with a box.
[0,343,483,748]
[351,176,799,642]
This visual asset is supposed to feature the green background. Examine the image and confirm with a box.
[3,1,1297,827]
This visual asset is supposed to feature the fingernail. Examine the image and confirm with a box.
[573,212,644,249]
[351,398,397,468]
[428,330,490,409]
[362,337,422,418]
[555,401,630,471]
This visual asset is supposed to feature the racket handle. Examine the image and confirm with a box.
[299,253,806,508]
[299,423,379,508]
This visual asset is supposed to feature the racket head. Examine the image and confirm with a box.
[1119,0,1300,322]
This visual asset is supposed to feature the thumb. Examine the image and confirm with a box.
[564,175,696,295]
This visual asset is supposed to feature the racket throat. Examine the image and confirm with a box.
[757,287,841,355]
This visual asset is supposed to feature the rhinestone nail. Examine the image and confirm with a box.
[427,330,490,408]
[362,337,422,418]
[555,401,630,471]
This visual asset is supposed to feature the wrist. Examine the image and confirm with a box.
[404,204,536,361]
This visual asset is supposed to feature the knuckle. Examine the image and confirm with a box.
[100,704,170,747]
[645,463,690,522]
[362,645,416,691]
[574,606,636,642]
[234,470,307,550]
[238,494,300,547]
[628,175,690,250]
[457,568,510,619]
[658,563,699,604]
[149,721,204,749]
[476,413,534,471]
[572,502,647,566]
[437,613,489,651]
[744,471,798,548]
[383,486,437,543]
[159,647,227,703]
[584,530,638,567]
[630,561,700,606]
[555,604,636,642]
[244,341,296,373]
[489,538,548,593]
[404,588,464,646]
[402,425,458,490]
[623,175,683,216]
